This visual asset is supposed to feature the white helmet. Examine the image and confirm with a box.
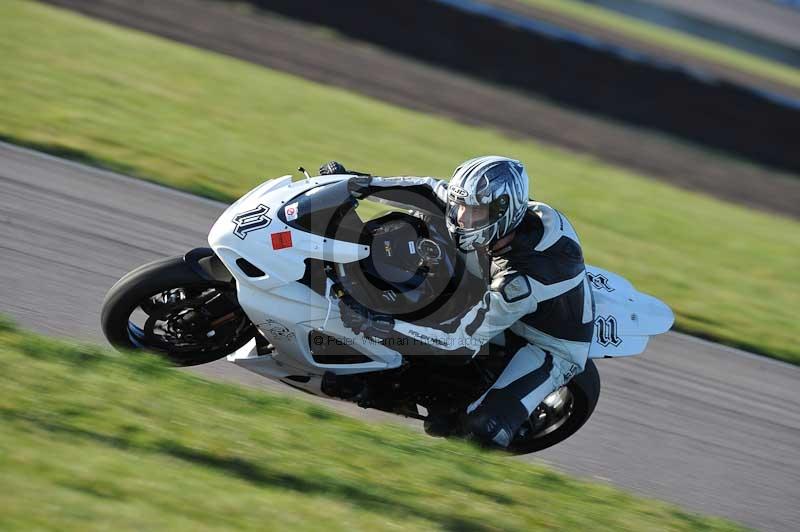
[445,156,530,252]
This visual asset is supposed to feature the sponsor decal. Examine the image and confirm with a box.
[449,185,469,198]
[382,290,397,302]
[260,318,295,341]
[406,329,448,346]
[407,240,416,255]
[232,204,271,240]
[384,240,392,257]
[284,202,299,222]
[587,272,614,292]
[563,363,580,381]
[500,275,531,303]
[595,315,622,347]
[271,231,293,250]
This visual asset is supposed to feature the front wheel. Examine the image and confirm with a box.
[506,359,601,454]
[101,256,255,366]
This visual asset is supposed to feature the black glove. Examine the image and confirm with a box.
[320,160,371,176]
[338,295,395,339]
[319,161,347,175]
[347,175,373,198]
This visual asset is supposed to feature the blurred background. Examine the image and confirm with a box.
[1,1,799,531]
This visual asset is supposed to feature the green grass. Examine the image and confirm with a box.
[519,0,800,91]
[1,0,799,364]
[0,322,747,531]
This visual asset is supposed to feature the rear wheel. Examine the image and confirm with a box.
[101,256,254,366]
[506,359,601,454]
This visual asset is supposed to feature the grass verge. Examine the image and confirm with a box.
[0,322,747,531]
[1,0,799,363]
[519,0,800,92]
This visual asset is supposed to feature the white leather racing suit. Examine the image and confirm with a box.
[356,176,593,447]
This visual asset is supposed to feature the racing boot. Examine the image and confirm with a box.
[465,399,529,449]
[423,407,460,438]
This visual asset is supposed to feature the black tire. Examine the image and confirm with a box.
[101,256,254,366]
[506,359,601,454]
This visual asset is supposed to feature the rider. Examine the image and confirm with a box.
[321,156,594,448]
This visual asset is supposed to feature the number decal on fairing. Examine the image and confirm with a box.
[595,315,622,347]
[232,204,271,240]
[587,272,614,292]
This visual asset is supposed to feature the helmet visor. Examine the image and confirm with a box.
[446,202,493,231]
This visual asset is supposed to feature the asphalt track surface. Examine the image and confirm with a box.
[644,0,800,50]
[1,143,799,531]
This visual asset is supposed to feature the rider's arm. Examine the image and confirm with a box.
[319,162,448,210]
[390,271,537,358]
[349,175,448,209]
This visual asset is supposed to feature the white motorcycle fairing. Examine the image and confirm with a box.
[209,175,403,395]
[585,266,674,358]
[209,175,674,396]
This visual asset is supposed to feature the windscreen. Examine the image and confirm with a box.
[278,180,362,241]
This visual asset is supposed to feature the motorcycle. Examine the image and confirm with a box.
[101,170,674,453]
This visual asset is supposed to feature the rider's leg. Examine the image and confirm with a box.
[465,342,587,448]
